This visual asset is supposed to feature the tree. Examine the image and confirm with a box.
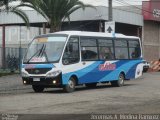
[0,0,9,8]
[19,0,95,32]
[0,0,30,27]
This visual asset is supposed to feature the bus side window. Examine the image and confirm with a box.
[128,40,141,59]
[99,47,113,60]
[98,39,114,60]
[81,47,88,59]
[62,37,80,65]
[81,47,98,60]
[81,38,98,61]
[115,40,129,59]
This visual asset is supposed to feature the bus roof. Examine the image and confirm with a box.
[52,31,140,39]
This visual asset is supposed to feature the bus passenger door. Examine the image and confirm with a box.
[62,36,80,84]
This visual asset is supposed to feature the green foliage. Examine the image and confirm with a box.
[0,0,9,8]
[20,0,95,32]
[0,70,17,77]
[0,0,30,28]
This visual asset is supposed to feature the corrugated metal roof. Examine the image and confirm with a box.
[113,5,142,14]
[0,6,143,26]
[0,10,46,24]
[113,8,143,26]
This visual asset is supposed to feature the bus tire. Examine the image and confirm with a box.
[111,73,124,87]
[63,77,76,93]
[32,85,44,93]
[85,83,97,88]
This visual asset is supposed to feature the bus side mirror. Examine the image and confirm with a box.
[62,59,69,65]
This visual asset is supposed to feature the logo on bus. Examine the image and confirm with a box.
[99,62,116,71]
[25,64,36,69]
[30,57,46,62]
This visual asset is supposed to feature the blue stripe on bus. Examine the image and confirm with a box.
[125,63,140,79]
[98,60,141,82]
[63,61,111,84]
[22,64,54,69]
[62,61,103,84]
[78,60,135,83]
[63,60,142,84]
[79,60,130,81]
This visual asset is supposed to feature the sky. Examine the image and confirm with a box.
[80,0,150,6]
[2,0,150,10]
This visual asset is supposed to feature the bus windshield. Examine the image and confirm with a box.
[23,35,67,63]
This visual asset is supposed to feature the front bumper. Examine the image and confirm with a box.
[22,74,62,87]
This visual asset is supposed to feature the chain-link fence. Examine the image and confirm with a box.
[0,47,27,73]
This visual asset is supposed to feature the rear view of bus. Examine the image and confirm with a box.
[21,31,144,93]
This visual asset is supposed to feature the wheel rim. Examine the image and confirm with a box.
[68,79,75,89]
[119,75,124,85]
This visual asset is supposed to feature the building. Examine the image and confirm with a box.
[0,0,160,68]
[142,0,160,61]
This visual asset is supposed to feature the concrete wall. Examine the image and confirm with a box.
[0,47,1,67]
[143,21,160,61]
[0,27,2,67]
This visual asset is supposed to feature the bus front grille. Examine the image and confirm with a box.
[25,68,52,74]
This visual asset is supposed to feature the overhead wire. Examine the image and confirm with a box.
[71,3,141,29]
[113,0,142,14]
[115,0,160,17]
[68,0,160,30]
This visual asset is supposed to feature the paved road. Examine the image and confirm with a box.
[0,73,160,119]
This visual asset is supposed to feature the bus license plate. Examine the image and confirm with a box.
[33,78,40,81]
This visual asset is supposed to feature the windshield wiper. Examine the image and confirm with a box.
[43,50,49,62]
[26,44,45,63]
[38,44,49,62]
[38,44,45,57]
[26,44,49,63]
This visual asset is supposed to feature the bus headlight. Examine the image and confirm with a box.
[46,70,61,77]
[21,72,29,77]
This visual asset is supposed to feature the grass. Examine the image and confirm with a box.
[0,73,16,77]
[0,69,19,77]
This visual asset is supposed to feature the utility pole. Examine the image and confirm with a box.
[108,0,113,21]
[105,0,115,33]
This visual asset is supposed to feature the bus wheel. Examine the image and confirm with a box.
[63,77,76,93]
[111,73,124,87]
[85,83,97,88]
[32,85,44,93]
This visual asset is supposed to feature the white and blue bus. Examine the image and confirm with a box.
[21,31,144,93]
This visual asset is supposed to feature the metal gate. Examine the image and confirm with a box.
[0,47,27,72]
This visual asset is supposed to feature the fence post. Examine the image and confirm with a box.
[2,25,6,69]
[19,26,22,73]
[19,47,22,73]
